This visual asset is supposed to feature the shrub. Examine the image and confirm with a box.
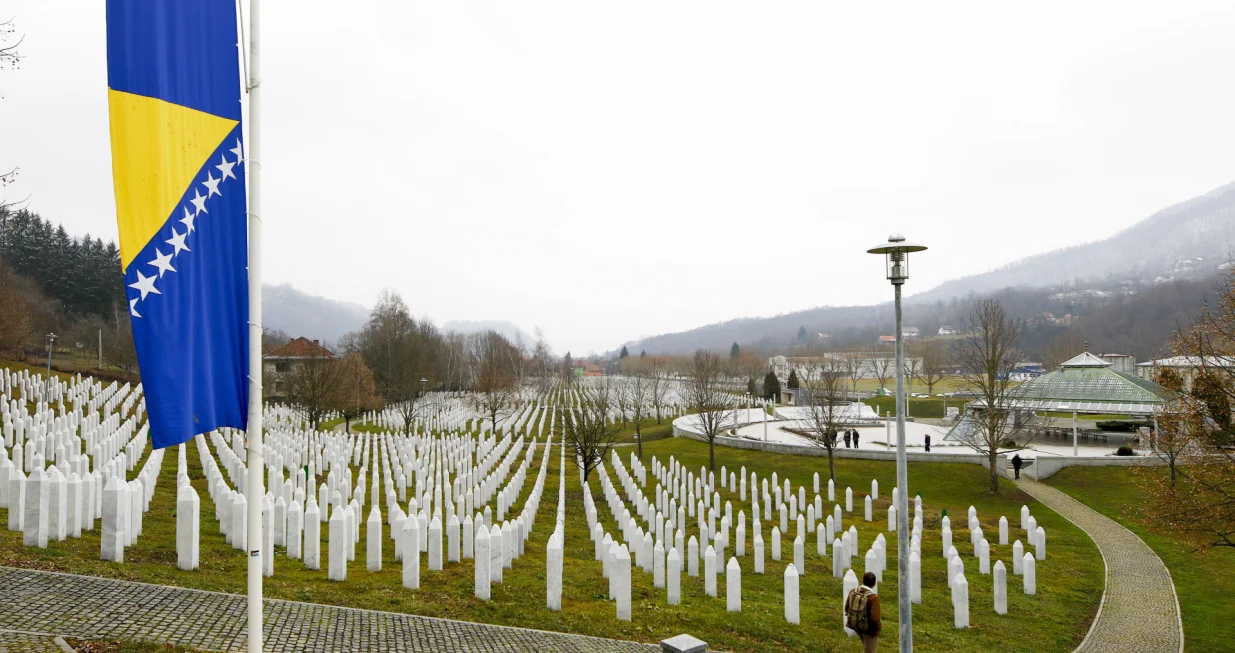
[1096,420,1152,433]
[1115,446,1135,456]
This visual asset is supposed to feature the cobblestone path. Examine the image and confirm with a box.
[1015,478,1183,653]
[0,567,658,653]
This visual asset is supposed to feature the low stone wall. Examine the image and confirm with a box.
[1027,455,1162,480]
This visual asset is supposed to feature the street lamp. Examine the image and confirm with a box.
[867,234,927,653]
[44,332,57,401]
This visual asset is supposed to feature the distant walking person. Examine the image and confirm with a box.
[852,429,861,448]
[845,571,882,652]
[844,430,852,448]
[924,434,931,452]
[1012,453,1023,479]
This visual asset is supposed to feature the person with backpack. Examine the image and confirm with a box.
[845,571,882,652]
[1012,453,1023,479]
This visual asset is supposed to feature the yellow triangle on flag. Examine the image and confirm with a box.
[108,89,239,271]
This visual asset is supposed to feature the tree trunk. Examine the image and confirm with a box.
[828,447,835,481]
[345,416,351,433]
[636,425,643,459]
[709,438,716,470]
[989,449,999,494]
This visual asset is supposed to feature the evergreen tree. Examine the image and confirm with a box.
[763,370,781,399]
[747,377,757,395]
[787,368,799,389]
[640,349,646,358]
[730,342,740,359]
[797,326,807,342]
[619,345,629,359]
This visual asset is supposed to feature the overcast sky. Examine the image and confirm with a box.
[5,1,1235,354]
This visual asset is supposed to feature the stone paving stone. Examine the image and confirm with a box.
[1015,478,1183,653]
[0,566,658,653]
[0,630,61,653]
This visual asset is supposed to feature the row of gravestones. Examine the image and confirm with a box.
[566,450,1054,633]
[173,424,552,591]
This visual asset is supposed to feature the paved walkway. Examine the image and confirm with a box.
[1014,478,1183,653]
[0,567,658,653]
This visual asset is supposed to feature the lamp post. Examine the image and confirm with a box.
[44,332,57,401]
[867,234,927,653]
[419,377,428,433]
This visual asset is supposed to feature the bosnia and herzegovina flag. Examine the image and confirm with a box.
[105,0,249,449]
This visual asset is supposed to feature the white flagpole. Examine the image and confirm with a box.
[245,0,265,651]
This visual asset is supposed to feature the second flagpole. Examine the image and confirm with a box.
[245,0,265,651]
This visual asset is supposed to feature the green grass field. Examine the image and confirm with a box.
[0,433,1104,653]
[849,376,972,395]
[862,396,963,419]
[1046,467,1235,653]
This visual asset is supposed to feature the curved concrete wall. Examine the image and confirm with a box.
[673,412,1165,480]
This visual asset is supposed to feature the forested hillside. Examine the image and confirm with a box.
[0,209,125,320]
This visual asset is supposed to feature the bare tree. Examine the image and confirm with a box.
[842,349,866,398]
[1138,280,1235,550]
[613,377,633,429]
[1043,328,1086,370]
[952,299,1030,493]
[904,354,920,395]
[648,356,672,424]
[284,350,343,430]
[912,340,947,395]
[531,326,555,394]
[685,349,731,470]
[471,330,519,434]
[333,352,381,433]
[1,18,23,205]
[872,352,893,392]
[627,370,653,458]
[564,377,621,483]
[798,355,849,480]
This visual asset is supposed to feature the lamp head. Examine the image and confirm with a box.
[866,235,927,285]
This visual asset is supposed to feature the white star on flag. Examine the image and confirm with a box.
[148,248,176,278]
[166,228,191,256]
[189,189,208,216]
[202,171,221,198]
[217,155,236,181]
[230,139,244,164]
[180,207,196,234]
[129,298,142,318]
[129,270,162,300]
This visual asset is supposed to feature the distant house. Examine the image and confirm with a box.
[937,325,957,336]
[263,337,335,399]
[582,362,604,377]
[878,335,897,344]
[902,327,920,338]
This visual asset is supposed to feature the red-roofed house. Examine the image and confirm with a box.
[263,337,335,398]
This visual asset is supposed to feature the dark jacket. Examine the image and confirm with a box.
[1012,454,1023,469]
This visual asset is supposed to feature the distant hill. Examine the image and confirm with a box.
[627,181,1235,356]
[914,180,1235,301]
[262,284,369,347]
[443,320,534,345]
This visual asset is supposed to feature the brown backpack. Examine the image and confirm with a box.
[845,586,873,634]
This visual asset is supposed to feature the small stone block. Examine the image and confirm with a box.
[661,634,707,653]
